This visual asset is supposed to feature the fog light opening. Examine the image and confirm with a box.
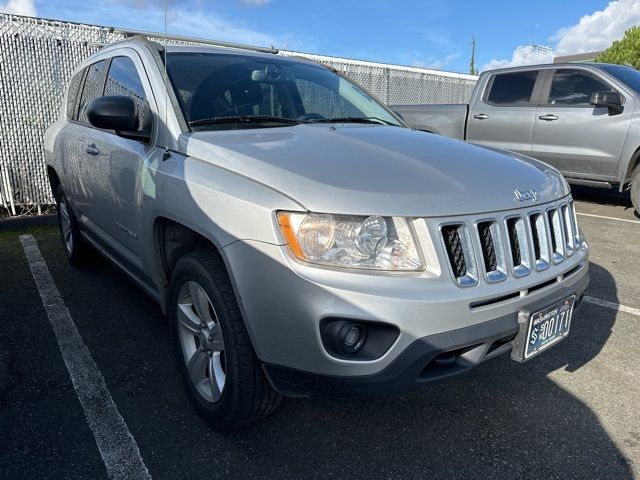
[339,322,367,354]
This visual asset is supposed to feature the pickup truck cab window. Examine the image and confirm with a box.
[486,70,539,105]
[77,60,107,124]
[547,69,614,105]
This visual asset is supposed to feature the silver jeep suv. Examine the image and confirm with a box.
[44,37,590,429]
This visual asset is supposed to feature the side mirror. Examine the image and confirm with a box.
[86,96,151,142]
[590,91,623,115]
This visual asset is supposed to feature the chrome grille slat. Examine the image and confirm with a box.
[505,216,531,278]
[529,212,550,271]
[440,223,478,287]
[476,220,507,283]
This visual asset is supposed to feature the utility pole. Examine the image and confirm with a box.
[469,35,477,75]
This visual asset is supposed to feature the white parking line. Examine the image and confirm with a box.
[19,235,151,480]
[576,212,640,225]
[584,295,640,317]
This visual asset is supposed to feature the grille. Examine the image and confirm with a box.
[441,225,467,278]
[439,199,581,287]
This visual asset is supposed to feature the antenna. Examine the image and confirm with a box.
[162,0,171,161]
[527,39,554,63]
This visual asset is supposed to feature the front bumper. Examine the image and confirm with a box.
[263,271,589,397]
[222,236,589,396]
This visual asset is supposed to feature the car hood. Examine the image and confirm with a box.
[180,124,568,217]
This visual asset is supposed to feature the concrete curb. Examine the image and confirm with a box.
[0,214,57,233]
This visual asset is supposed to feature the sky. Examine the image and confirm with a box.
[1,0,640,74]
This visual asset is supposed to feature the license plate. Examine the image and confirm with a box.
[524,296,575,359]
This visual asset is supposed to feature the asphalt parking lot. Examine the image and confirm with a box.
[1,186,639,480]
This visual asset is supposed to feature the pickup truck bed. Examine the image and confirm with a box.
[393,103,468,139]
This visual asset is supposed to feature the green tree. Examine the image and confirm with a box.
[595,26,640,69]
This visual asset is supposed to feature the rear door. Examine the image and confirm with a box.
[466,70,542,156]
[531,68,632,179]
[64,59,108,216]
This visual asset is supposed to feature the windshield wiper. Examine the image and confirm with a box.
[307,116,395,126]
[190,115,300,127]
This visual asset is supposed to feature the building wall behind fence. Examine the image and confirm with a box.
[0,14,477,213]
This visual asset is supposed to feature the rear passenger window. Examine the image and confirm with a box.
[486,71,538,105]
[547,69,614,105]
[104,56,151,132]
[77,60,107,123]
[66,71,84,119]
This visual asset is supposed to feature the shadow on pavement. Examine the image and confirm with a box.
[571,184,633,210]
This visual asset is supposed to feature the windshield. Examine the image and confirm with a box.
[165,52,403,130]
[599,64,640,94]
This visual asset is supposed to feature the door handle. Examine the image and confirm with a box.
[85,144,99,155]
[538,114,559,121]
[473,113,489,120]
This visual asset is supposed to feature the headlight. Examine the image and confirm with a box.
[277,212,423,271]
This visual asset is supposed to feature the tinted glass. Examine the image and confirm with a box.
[165,52,401,130]
[66,71,84,119]
[548,69,613,105]
[487,71,538,104]
[77,60,106,124]
[104,56,151,132]
[599,64,640,94]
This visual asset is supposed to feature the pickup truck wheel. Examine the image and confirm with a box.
[168,249,281,429]
[55,186,91,266]
[631,166,640,215]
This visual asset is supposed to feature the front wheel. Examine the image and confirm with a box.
[168,249,281,429]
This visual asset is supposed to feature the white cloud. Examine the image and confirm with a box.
[0,0,36,16]
[168,8,284,47]
[482,0,640,71]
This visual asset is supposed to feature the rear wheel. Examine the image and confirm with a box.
[56,185,91,266]
[168,249,281,429]
[631,165,640,215]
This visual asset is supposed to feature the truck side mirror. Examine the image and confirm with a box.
[590,91,623,116]
[86,96,151,142]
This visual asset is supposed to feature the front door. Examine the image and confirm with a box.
[530,68,633,180]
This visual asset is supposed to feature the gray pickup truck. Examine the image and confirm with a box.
[394,63,640,213]
[45,37,589,429]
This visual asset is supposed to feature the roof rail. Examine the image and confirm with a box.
[111,27,278,54]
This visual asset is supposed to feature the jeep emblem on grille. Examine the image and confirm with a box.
[514,188,539,202]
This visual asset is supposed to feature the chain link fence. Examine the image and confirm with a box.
[0,13,477,215]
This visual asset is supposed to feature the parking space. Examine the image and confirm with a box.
[1,187,639,480]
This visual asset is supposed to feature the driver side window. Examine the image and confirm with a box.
[547,69,614,106]
[104,56,152,132]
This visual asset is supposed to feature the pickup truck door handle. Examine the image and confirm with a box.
[472,113,489,120]
[538,114,559,121]
[85,144,99,155]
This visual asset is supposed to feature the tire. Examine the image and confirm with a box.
[168,249,281,429]
[631,165,640,215]
[55,185,91,266]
